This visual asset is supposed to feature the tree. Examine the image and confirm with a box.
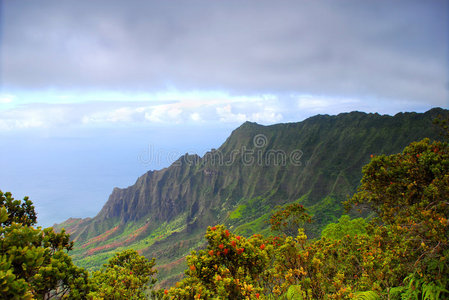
[0,191,36,227]
[263,139,449,298]
[347,138,449,298]
[166,138,449,299]
[269,203,311,237]
[89,249,157,300]
[433,114,449,141]
[167,225,269,299]
[321,215,367,240]
[0,191,90,299]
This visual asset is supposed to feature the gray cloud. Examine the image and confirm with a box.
[1,0,448,105]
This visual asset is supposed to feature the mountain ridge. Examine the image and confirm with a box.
[54,107,449,285]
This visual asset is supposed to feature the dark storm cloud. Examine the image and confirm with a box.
[1,0,448,104]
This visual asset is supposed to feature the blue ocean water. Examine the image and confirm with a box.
[0,125,233,227]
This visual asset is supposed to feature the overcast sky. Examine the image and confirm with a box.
[0,0,448,226]
[1,0,448,129]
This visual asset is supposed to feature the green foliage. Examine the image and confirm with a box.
[0,190,162,299]
[0,190,90,299]
[349,138,449,226]
[353,291,379,300]
[269,203,312,237]
[0,191,36,227]
[389,273,449,300]
[346,138,449,298]
[433,114,449,140]
[58,109,448,283]
[321,215,367,240]
[348,139,449,293]
[167,225,268,299]
[3,130,445,299]
[89,249,157,299]
[305,196,344,237]
[165,138,449,299]
[286,285,303,300]
[229,205,246,220]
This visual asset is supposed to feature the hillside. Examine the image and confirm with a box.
[54,107,449,286]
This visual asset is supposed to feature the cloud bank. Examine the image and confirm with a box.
[0,91,439,132]
[1,0,447,111]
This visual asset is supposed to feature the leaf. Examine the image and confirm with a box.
[389,286,405,300]
[286,285,303,300]
[422,281,449,300]
[0,207,8,224]
[354,291,380,300]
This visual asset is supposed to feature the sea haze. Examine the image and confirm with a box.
[0,125,234,227]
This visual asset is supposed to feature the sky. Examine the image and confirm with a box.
[0,0,448,227]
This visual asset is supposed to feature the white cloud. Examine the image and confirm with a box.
[0,105,72,130]
[0,94,15,104]
[297,96,333,110]
[0,98,12,104]
[296,95,365,114]
[190,112,201,122]
[144,105,183,123]
[216,105,247,123]
[82,106,147,124]
[249,109,283,123]
[0,118,45,131]
[0,89,440,132]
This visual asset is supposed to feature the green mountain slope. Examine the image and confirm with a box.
[54,107,449,286]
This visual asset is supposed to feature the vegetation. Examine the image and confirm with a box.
[0,191,90,299]
[167,225,268,298]
[55,108,447,285]
[0,191,157,299]
[320,215,367,240]
[89,249,157,299]
[162,138,448,299]
[2,109,449,298]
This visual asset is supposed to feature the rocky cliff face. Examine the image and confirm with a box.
[55,107,448,285]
